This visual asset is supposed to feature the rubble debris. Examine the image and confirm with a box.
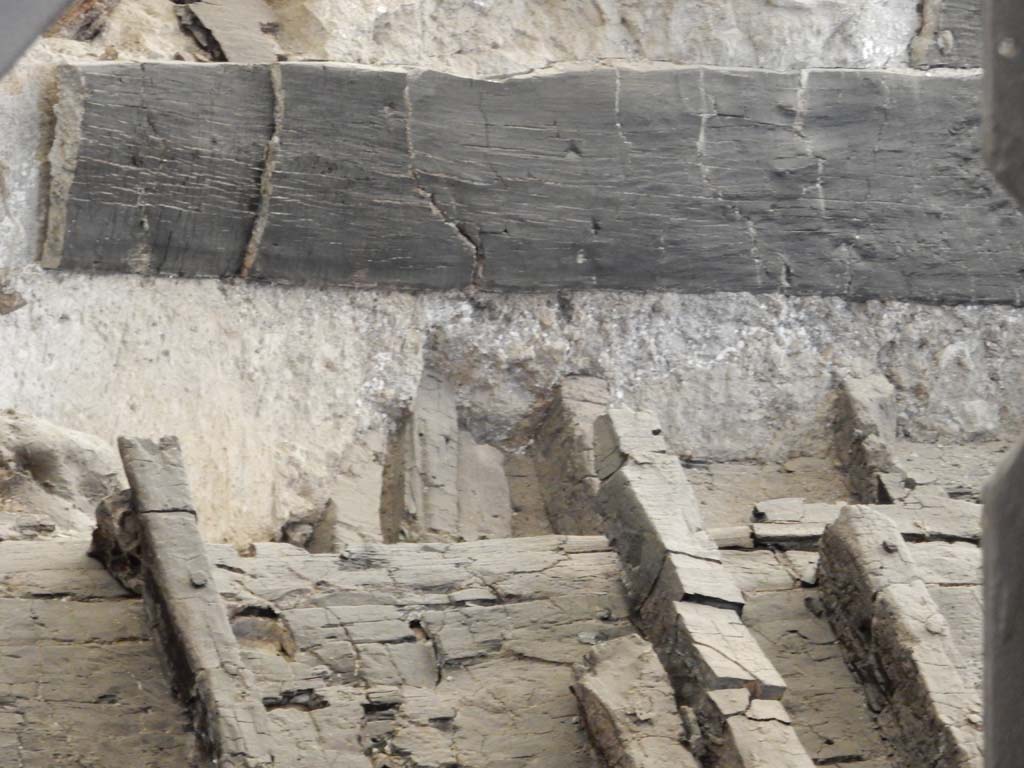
[46,0,120,41]
[276,433,387,552]
[90,488,143,592]
[0,281,26,315]
[572,634,699,768]
[175,0,280,63]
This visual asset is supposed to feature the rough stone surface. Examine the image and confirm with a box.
[176,0,280,63]
[572,634,699,768]
[911,541,982,586]
[0,539,199,766]
[278,431,386,552]
[44,62,1024,303]
[719,709,815,768]
[211,535,637,766]
[381,370,460,542]
[723,550,896,766]
[886,438,1011,502]
[834,374,897,502]
[929,583,983,693]
[0,410,121,540]
[381,369,519,543]
[663,601,787,701]
[534,375,611,534]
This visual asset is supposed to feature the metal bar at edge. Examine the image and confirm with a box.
[0,0,75,78]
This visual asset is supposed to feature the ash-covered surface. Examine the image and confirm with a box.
[210,536,636,767]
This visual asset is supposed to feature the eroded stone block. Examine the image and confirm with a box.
[456,431,513,541]
[818,507,982,768]
[720,710,816,768]
[834,375,897,502]
[573,635,699,768]
[381,370,460,542]
[533,375,610,535]
[176,0,280,63]
[597,459,718,600]
[663,601,786,701]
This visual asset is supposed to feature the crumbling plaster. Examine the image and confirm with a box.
[0,0,1015,544]
[272,0,919,75]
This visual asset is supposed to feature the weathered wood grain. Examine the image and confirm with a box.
[249,63,473,288]
[45,63,273,277]
[44,62,1024,302]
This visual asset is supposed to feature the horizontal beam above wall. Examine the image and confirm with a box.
[44,62,1024,304]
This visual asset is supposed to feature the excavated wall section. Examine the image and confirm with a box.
[0,1,1014,545]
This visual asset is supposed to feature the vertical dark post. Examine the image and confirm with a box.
[983,3,1024,765]
[983,443,1024,768]
[984,0,1024,206]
